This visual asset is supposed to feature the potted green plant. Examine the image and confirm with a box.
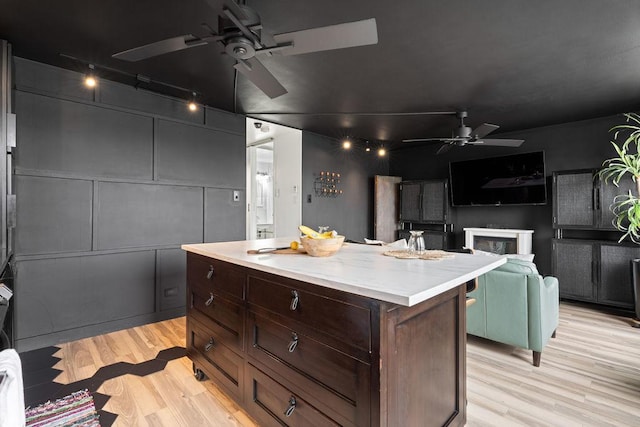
[598,112,640,324]
[598,112,640,242]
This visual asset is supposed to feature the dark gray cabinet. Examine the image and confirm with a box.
[553,169,635,230]
[399,179,449,224]
[552,239,636,309]
[553,169,639,310]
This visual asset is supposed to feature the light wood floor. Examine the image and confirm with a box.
[47,302,640,426]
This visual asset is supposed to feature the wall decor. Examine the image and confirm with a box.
[314,171,343,197]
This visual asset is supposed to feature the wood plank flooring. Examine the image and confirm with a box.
[31,302,640,426]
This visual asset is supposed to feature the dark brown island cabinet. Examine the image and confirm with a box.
[183,242,504,427]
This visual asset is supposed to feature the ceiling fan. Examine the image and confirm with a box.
[402,111,524,155]
[111,0,378,99]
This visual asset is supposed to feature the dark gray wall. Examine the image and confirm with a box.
[13,58,246,351]
[302,132,389,241]
[389,114,623,275]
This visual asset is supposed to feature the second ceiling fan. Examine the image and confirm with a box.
[111,0,378,99]
[402,111,524,155]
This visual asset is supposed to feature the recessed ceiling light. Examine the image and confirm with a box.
[378,147,386,157]
[342,139,352,150]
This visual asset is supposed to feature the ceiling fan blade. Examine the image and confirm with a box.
[273,18,378,56]
[234,57,288,98]
[436,144,454,155]
[468,138,524,147]
[472,123,499,139]
[403,136,468,143]
[112,35,208,61]
[402,137,447,143]
[217,0,248,21]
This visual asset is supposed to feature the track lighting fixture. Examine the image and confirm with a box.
[342,138,352,150]
[378,147,386,157]
[84,64,96,88]
[187,92,198,112]
[365,141,371,152]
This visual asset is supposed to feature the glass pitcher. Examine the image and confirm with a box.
[407,230,425,254]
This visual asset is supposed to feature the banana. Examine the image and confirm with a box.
[298,225,337,239]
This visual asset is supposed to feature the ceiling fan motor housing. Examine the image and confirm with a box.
[457,125,472,139]
[225,36,256,59]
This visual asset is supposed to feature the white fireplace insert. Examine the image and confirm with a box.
[464,228,533,255]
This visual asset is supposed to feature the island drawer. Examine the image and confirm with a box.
[187,317,243,402]
[189,289,244,352]
[247,311,370,426]
[245,363,341,427]
[246,274,371,352]
[187,253,245,302]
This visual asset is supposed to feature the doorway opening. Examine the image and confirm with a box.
[246,118,302,240]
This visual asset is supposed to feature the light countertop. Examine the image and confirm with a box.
[182,238,506,307]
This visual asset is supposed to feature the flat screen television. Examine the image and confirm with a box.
[449,151,547,206]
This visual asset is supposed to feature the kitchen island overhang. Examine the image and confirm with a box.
[182,239,506,426]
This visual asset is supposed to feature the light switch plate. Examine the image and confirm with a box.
[233,190,240,202]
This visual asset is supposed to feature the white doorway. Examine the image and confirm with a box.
[246,118,302,240]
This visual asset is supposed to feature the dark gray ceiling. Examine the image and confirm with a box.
[2,0,640,150]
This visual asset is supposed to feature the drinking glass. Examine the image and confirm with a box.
[407,230,425,254]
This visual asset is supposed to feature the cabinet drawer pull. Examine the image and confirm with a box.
[290,290,299,311]
[205,293,214,306]
[204,338,214,352]
[284,396,297,417]
[288,333,299,353]
[206,265,214,280]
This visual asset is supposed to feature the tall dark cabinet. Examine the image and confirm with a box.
[552,169,638,310]
[398,179,451,249]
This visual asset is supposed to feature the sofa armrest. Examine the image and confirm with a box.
[526,275,560,351]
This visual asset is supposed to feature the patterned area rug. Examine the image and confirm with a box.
[25,389,100,427]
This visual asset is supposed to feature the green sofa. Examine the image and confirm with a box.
[467,258,559,367]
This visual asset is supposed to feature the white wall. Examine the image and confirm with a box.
[273,127,302,238]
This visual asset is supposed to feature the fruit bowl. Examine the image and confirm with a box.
[300,235,345,257]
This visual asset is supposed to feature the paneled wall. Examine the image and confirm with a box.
[13,58,246,351]
[302,132,389,241]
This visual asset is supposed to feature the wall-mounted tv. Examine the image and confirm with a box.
[449,151,547,206]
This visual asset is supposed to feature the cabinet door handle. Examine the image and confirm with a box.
[284,396,297,417]
[205,293,214,306]
[290,290,299,311]
[206,265,214,280]
[288,333,299,353]
[204,338,214,352]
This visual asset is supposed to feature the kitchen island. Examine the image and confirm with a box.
[182,238,506,427]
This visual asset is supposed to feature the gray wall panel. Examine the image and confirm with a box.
[204,188,245,242]
[15,176,93,255]
[302,132,389,242]
[96,182,203,249]
[99,80,205,124]
[14,57,94,102]
[205,107,245,134]
[12,58,247,351]
[156,119,245,186]
[15,91,153,179]
[15,251,156,339]
[157,248,187,311]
